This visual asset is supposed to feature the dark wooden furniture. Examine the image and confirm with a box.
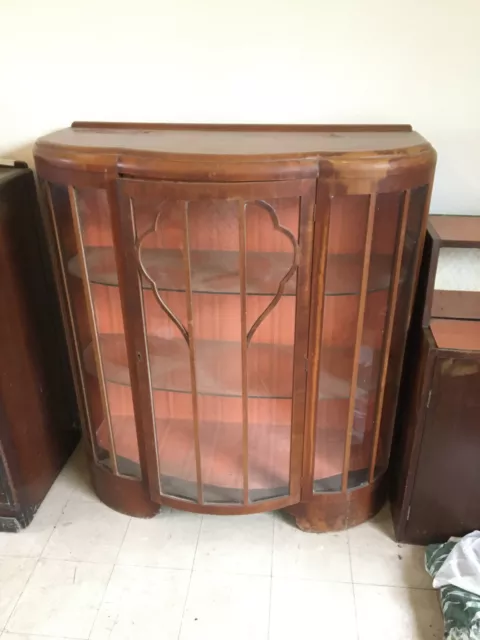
[0,164,79,531]
[391,215,480,544]
[34,123,436,531]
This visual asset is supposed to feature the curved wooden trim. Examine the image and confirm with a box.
[182,202,204,505]
[135,202,190,344]
[369,190,411,482]
[341,193,377,491]
[238,200,250,504]
[301,185,331,501]
[43,182,95,459]
[90,460,160,518]
[286,473,387,532]
[246,200,299,344]
[159,492,297,515]
[72,121,413,133]
[69,186,118,475]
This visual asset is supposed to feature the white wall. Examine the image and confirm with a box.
[1,0,479,215]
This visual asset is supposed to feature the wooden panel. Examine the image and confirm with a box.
[431,290,480,320]
[429,215,480,247]
[406,354,480,543]
[430,319,480,351]
[0,167,78,529]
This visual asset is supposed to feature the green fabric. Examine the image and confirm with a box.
[426,541,480,640]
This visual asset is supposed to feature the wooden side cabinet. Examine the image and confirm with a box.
[391,215,480,544]
[0,164,79,531]
[35,123,436,531]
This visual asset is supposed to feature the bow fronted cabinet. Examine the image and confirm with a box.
[35,123,436,531]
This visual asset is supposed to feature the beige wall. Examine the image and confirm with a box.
[1,0,479,214]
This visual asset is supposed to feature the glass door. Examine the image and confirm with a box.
[119,179,314,508]
[44,183,139,479]
[312,189,423,493]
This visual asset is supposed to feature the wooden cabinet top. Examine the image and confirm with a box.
[35,122,435,184]
[36,122,432,157]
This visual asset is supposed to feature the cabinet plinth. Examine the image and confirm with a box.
[35,122,436,529]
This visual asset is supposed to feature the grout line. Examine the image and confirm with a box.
[2,629,82,639]
[3,555,41,634]
[347,532,360,640]
[177,514,203,640]
[352,583,435,591]
[2,472,76,633]
[86,561,116,639]
[266,513,275,640]
[85,509,132,638]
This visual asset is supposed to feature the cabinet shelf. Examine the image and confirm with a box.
[90,334,294,399]
[98,416,291,497]
[97,415,369,501]
[87,333,379,400]
[69,247,395,296]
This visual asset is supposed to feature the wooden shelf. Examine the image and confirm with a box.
[88,333,379,400]
[430,319,480,351]
[98,415,291,497]
[69,247,395,296]
[97,415,370,499]
[90,333,295,399]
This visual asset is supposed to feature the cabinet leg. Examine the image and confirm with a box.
[90,461,160,518]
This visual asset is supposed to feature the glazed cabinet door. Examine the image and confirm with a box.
[307,184,430,497]
[42,181,140,479]
[117,179,315,509]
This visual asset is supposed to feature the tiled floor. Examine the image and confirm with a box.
[0,447,443,639]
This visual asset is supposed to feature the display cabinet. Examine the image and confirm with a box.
[35,123,436,530]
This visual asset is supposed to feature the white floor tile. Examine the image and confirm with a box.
[61,447,99,503]
[272,514,351,582]
[354,584,443,640]
[180,571,271,640]
[6,558,112,639]
[90,565,190,640]
[117,507,201,570]
[194,514,273,576]
[0,558,36,630]
[348,508,432,588]
[0,479,71,558]
[42,500,130,563]
[2,634,71,639]
[270,577,357,640]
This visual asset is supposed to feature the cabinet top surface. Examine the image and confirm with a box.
[429,214,480,247]
[430,319,480,352]
[36,123,432,160]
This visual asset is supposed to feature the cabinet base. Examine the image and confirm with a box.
[90,461,160,518]
[89,457,386,529]
[285,475,387,532]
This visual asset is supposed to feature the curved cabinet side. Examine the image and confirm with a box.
[36,161,158,517]
[296,157,436,532]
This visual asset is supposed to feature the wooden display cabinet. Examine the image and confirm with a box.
[35,123,436,530]
[392,215,480,543]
